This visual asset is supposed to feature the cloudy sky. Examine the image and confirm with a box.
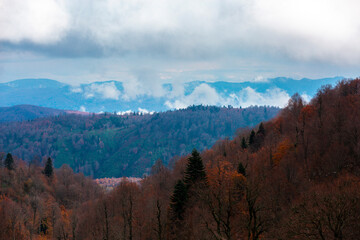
[1,0,360,108]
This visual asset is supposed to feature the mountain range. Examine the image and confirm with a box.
[0,104,92,122]
[0,77,343,113]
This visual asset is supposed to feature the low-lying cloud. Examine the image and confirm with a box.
[73,80,292,110]
[230,87,290,107]
[84,82,121,100]
[122,70,167,100]
[165,83,223,109]
[165,83,291,109]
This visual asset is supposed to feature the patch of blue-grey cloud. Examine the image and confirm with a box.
[1,33,105,58]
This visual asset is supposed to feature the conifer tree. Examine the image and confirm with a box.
[43,157,54,178]
[249,130,256,146]
[170,180,187,220]
[184,149,207,186]
[241,137,247,149]
[237,162,246,176]
[4,153,15,170]
[257,122,265,135]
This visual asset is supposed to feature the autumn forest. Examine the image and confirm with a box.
[1,79,360,239]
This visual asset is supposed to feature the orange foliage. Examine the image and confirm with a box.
[300,105,315,120]
[273,116,283,134]
[272,139,293,166]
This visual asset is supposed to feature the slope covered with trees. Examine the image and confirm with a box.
[0,105,67,122]
[1,78,360,239]
[0,154,102,240]
[0,105,279,177]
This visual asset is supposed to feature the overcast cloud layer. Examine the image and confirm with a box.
[2,0,360,62]
[0,0,360,107]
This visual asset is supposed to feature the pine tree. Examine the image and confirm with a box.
[4,153,15,170]
[43,157,54,178]
[249,130,256,146]
[241,137,247,149]
[170,180,188,220]
[184,149,207,186]
[237,162,246,176]
[257,122,265,135]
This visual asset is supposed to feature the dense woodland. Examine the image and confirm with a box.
[0,105,68,123]
[0,105,279,177]
[1,79,360,239]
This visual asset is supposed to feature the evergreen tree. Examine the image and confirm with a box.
[184,149,207,186]
[257,122,265,135]
[241,137,247,149]
[249,130,256,146]
[170,180,188,220]
[237,162,246,176]
[4,153,15,170]
[43,157,54,178]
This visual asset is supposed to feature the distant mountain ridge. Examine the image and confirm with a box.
[0,77,344,113]
[0,105,90,122]
[0,105,66,122]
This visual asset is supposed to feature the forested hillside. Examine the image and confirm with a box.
[0,105,279,177]
[0,105,90,122]
[1,79,360,239]
[0,105,67,122]
[0,156,102,240]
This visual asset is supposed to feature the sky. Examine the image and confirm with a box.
[1,0,360,108]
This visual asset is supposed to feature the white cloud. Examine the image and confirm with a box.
[253,75,269,83]
[251,0,360,64]
[70,87,82,93]
[2,0,360,89]
[301,93,311,103]
[168,81,185,99]
[2,0,360,65]
[138,108,154,115]
[84,82,121,100]
[165,83,223,109]
[116,110,133,115]
[115,108,154,115]
[0,0,69,43]
[122,78,146,100]
[231,87,290,108]
[165,84,291,109]
[79,105,86,112]
[122,70,167,100]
